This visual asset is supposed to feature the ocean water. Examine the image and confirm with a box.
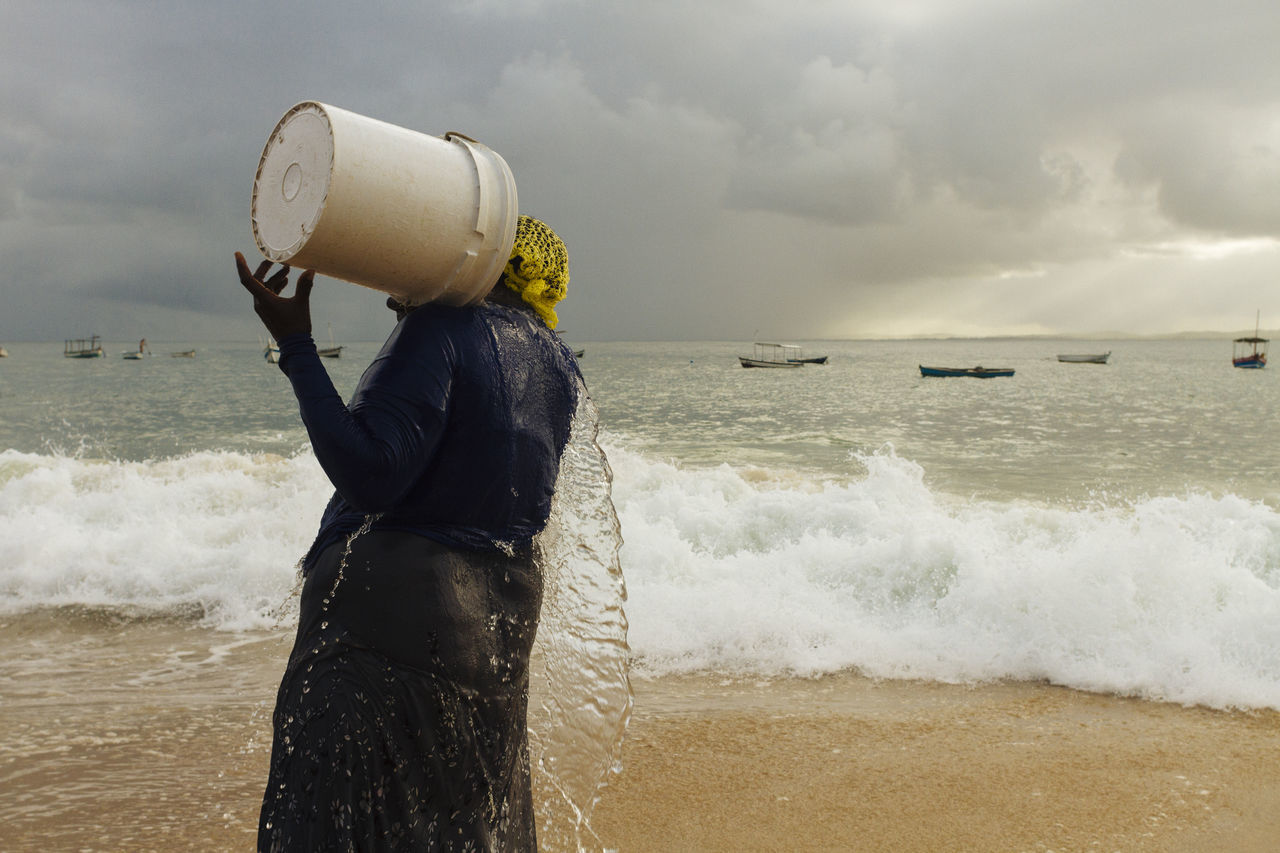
[2,336,1280,717]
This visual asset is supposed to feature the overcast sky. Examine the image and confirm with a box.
[3,0,1279,342]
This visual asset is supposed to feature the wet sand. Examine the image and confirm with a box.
[593,675,1280,852]
[2,616,1278,851]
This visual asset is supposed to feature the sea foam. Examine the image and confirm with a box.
[606,440,1280,710]
[0,448,327,630]
[4,442,1280,709]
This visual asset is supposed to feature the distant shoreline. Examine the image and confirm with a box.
[0,331,1271,345]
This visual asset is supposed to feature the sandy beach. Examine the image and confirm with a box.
[2,617,1278,852]
[593,675,1280,852]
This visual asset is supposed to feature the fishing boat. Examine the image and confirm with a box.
[169,350,196,358]
[739,342,803,368]
[1057,352,1110,364]
[919,365,1015,378]
[317,323,344,358]
[1232,312,1268,369]
[64,336,105,358]
[787,348,828,364]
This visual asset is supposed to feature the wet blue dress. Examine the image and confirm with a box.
[258,302,579,852]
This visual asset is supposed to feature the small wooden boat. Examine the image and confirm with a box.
[739,342,803,368]
[169,350,196,358]
[317,323,343,358]
[1233,312,1268,368]
[784,345,829,364]
[0,345,8,358]
[919,365,1014,378]
[1233,339,1268,368]
[64,336,105,358]
[1057,352,1110,364]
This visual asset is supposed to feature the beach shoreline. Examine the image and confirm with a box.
[1,619,1278,852]
[593,673,1280,852]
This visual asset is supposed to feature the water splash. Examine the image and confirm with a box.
[530,385,633,852]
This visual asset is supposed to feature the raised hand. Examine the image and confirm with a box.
[235,251,315,340]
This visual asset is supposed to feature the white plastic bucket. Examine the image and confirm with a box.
[251,101,518,306]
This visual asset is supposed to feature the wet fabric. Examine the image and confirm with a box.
[260,302,580,851]
[275,301,580,564]
[259,531,543,852]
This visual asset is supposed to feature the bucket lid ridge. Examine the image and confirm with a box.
[251,101,335,261]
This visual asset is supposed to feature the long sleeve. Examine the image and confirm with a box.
[277,332,449,512]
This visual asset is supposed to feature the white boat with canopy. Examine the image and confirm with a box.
[738,342,803,368]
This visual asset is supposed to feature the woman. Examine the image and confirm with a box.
[236,216,579,851]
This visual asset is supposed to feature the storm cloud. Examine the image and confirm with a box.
[2,0,1278,342]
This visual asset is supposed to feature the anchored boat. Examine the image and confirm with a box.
[1233,312,1268,369]
[317,323,344,358]
[919,365,1015,378]
[64,336,105,359]
[739,342,803,368]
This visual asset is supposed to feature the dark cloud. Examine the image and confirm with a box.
[2,0,1279,342]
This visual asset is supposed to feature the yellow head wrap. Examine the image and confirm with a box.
[500,215,568,329]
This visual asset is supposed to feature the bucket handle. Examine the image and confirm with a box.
[445,131,503,242]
